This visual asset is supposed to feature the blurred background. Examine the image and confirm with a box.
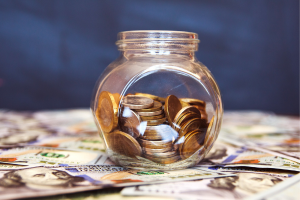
[0,0,298,115]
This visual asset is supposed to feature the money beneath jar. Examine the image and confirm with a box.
[96,92,213,165]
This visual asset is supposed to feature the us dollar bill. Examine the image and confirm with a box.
[198,140,300,172]
[121,171,289,200]
[0,147,108,166]
[28,135,105,152]
[0,165,234,200]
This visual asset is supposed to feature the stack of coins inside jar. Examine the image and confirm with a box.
[96,91,214,165]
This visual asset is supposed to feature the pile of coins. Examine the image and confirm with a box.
[96,91,213,165]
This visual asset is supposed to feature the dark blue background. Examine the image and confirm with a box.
[0,0,299,115]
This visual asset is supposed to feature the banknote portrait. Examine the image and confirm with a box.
[200,145,228,165]
[0,167,84,190]
[208,172,283,197]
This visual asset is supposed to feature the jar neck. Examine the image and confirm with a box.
[116,31,199,60]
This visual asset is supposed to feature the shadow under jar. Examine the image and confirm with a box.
[91,30,223,170]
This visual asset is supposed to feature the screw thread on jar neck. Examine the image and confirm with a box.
[116,30,200,56]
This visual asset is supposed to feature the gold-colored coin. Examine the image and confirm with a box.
[135,93,166,103]
[173,106,201,127]
[145,124,170,132]
[165,95,182,124]
[204,116,215,146]
[174,112,201,132]
[137,109,163,117]
[134,101,163,112]
[177,129,198,156]
[112,93,121,105]
[119,108,141,138]
[180,129,206,159]
[144,117,166,126]
[180,101,190,108]
[192,104,206,111]
[141,126,177,141]
[200,110,208,122]
[106,130,142,158]
[138,138,173,149]
[122,95,154,109]
[140,113,165,121]
[96,91,118,133]
[178,118,202,138]
[179,98,206,107]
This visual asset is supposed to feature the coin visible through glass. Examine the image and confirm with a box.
[119,107,141,138]
[165,95,182,124]
[96,91,118,133]
[107,130,142,158]
[122,95,154,109]
[180,129,206,159]
[134,101,163,112]
[137,109,163,116]
[140,113,165,121]
[135,93,166,103]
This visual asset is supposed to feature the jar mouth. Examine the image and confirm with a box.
[116,30,200,51]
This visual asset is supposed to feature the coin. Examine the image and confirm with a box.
[180,101,190,108]
[119,108,141,138]
[138,138,173,149]
[137,109,163,117]
[165,95,182,124]
[135,93,166,102]
[140,113,165,121]
[174,112,203,132]
[134,101,163,112]
[174,112,202,131]
[200,110,208,121]
[204,116,214,146]
[112,93,121,105]
[106,130,142,158]
[180,98,206,107]
[173,106,201,126]
[144,124,170,133]
[180,129,206,159]
[178,118,202,138]
[122,95,154,109]
[177,129,198,155]
[96,91,118,133]
[141,126,177,141]
[145,117,167,126]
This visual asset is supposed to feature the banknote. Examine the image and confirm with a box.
[0,165,234,200]
[220,125,300,150]
[219,135,300,162]
[0,147,108,166]
[33,109,98,135]
[206,166,297,178]
[28,135,105,152]
[198,140,300,171]
[32,188,176,200]
[121,171,288,200]
[0,111,52,148]
[246,173,300,200]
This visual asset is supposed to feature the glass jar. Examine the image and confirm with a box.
[91,30,223,170]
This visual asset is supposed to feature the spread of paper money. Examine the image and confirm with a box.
[0,109,299,200]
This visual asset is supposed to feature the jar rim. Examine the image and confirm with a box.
[117,30,199,43]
